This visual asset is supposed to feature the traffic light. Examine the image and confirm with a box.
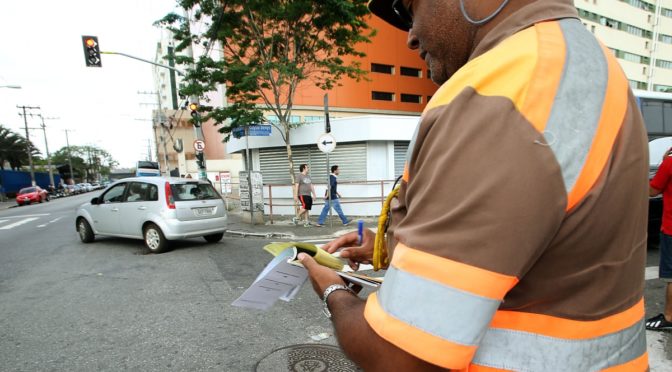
[195,152,204,168]
[82,35,102,67]
[188,102,201,127]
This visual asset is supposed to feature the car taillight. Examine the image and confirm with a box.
[165,182,176,209]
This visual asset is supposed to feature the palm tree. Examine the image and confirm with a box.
[0,124,41,170]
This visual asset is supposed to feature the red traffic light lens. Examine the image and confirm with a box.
[85,38,95,47]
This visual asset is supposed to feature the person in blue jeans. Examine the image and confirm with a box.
[317,165,351,227]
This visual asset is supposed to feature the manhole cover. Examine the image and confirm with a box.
[255,344,361,372]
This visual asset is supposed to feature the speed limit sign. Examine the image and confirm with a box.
[193,139,206,152]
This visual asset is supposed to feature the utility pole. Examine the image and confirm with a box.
[38,115,59,187]
[17,105,40,186]
[64,129,75,184]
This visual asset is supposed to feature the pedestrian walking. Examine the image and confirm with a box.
[316,165,352,227]
[647,147,672,331]
[298,0,649,370]
[293,164,316,227]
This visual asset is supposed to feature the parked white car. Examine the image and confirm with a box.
[75,177,227,253]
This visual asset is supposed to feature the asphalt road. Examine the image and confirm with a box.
[0,193,339,371]
[0,193,671,371]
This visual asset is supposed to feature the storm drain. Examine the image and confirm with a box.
[255,344,361,372]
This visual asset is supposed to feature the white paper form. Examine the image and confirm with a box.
[231,249,309,310]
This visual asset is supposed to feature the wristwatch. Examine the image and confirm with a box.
[322,284,356,319]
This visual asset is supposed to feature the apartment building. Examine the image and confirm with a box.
[576,0,672,91]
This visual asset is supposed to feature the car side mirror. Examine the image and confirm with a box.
[91,197,99,205]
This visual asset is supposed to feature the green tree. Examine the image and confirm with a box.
[157,0,373,184]
[0,124,41,171]
[51,145,118,182]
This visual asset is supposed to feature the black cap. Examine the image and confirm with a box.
[369,0,411,31]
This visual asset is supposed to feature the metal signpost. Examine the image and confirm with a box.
[322,94,335,227]
[317,132,337,227]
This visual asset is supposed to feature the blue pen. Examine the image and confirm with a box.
[357,220,364,245]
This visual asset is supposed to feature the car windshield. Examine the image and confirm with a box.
[19,187,36,194]
[170,183,220,201]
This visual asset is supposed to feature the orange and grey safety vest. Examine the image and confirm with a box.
[366,2,648,371]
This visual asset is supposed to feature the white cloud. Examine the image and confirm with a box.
[0,0,179,168]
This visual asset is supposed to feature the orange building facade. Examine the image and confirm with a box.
[288,16,438,116]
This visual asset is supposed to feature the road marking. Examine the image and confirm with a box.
[647,330,672,370]
[302,239,332,243]
[646,266,659,281]
[3,213,50,219]
[37,224,47,228]
[0,217,39,230]
[0,220,7,225]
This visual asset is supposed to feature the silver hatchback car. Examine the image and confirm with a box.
[75,177,227,253]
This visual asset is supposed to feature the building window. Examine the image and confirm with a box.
[656,60,672,70]
[371,63,394,74]
[427,69,432,79]
[663,8,672,18]
[659,34,672,44]
[428,96,433,102]
[654,84,672,92]
[400,94,422,103]
[400,66,422,77]
[372,91,394,101]
[304,116,324,123]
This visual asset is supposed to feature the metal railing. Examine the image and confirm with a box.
[219,179,397,224]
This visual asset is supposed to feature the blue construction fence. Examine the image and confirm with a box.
[0,169,61,196]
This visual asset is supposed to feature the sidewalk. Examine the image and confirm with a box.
[225,211,378,240]
[0,199,15,210]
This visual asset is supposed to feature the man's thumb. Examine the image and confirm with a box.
[298,253,317,270]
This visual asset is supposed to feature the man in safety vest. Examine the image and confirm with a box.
[299,0,649,370]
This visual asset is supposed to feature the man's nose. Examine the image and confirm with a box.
[407,30,419,50]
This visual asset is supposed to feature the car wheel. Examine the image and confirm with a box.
[144,223,168,253]
[203,233,224,243]
[77,218,95,243]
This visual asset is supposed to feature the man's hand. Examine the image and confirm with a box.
[322,230,376,270]
[298,253,346,296]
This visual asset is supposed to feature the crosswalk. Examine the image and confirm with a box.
[0,213,62,231]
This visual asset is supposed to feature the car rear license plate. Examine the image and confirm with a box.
[194,207,215,216]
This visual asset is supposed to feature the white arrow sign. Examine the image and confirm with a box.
[317,133,336,153]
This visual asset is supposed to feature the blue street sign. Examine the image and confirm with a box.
[233,125,272,138]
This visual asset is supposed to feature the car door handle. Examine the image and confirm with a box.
[137,206,147,210]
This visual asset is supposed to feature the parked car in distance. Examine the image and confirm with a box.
[16,186,49,205]
[75,177,228,253]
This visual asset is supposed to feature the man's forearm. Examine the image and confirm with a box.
[328,292,444,371]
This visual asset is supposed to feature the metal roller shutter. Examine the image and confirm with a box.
[394,141,410,178]
[260,143,367,184]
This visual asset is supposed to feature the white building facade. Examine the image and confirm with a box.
[226,116,419,216]
[576,0,672,91]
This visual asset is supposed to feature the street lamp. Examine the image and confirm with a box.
[0,85,22,89]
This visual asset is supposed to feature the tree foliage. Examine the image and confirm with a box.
[0,124,41,171]
[51,145,118,182]
[157,0,373,183]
